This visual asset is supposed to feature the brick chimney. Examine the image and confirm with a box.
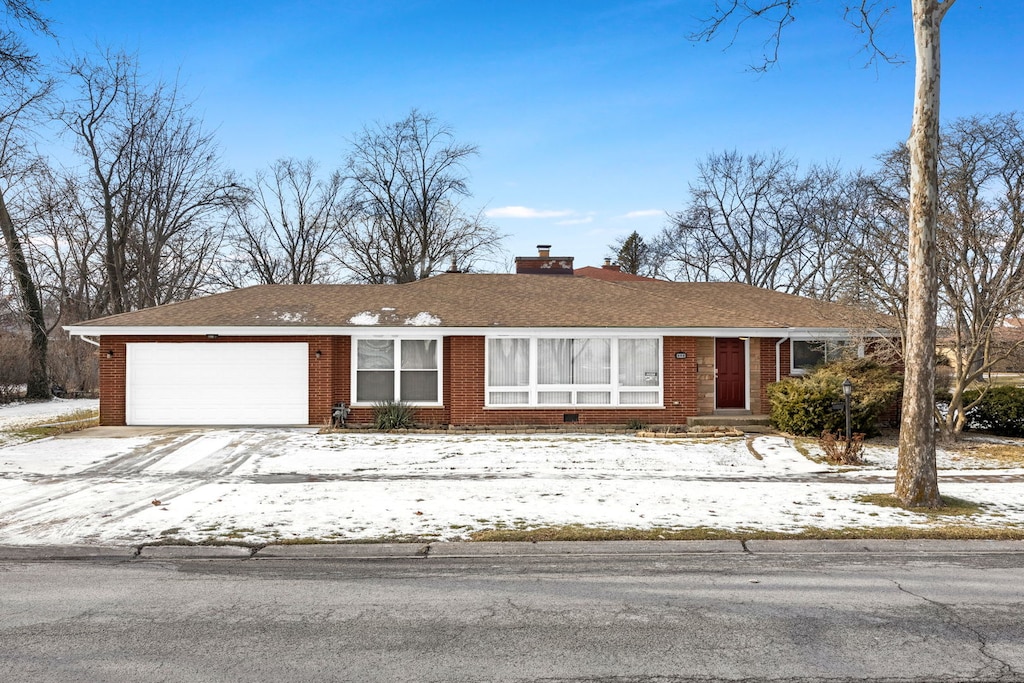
[601,258,621,272]
[514,244,574,275]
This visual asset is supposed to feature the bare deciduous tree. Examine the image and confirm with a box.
[660,150,855,296]
[691,0,956,508]
[224,158,345,286]
[859,115,1024,438]
[339,109,501,283]
[0,0,50,84]
[61,50,238,313]
[663,150,803,288]
[935,115,1024,436]
[0,0,51,399]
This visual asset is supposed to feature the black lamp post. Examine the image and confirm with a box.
[842,378,853,442]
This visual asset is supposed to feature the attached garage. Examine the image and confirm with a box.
[125,342,309,425]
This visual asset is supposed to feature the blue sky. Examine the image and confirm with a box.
[32,0,1024,270]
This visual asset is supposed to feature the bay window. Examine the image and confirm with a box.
[487,336,661,407]
[354,338,440,404]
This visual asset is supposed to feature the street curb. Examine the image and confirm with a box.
[741,540,1024,557]
[137,545,253,559]
[744,539,1024,553]
[257,543,428,558]
[5,539,1024,562]
[0,545,136,560]
[426,540,743,557]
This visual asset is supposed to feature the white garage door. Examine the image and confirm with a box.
[126,343,309,425]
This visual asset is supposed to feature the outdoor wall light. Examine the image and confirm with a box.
[315,350,322,359]
[105,350,114,359]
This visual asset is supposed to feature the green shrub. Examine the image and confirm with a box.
[373,401,416,430]
[962,386,1024,437]
[767,358,902,436]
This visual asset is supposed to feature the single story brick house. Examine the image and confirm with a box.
[65,247,887,427]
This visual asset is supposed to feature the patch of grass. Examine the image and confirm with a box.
[857,493,983,516]
[790,437,819,462]
[142,536,258,549]
[269,535,439,545]
[271,537,336,545]
[7,408,99,441]
[978,373,1024,388]
[469,524,1024,542]
[223,527,256,538]
[472,525,741,542]
[948,442,1024,467]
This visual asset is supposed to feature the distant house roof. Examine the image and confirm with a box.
[65,273,891,336]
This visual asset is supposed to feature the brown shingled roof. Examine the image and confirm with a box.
[574,266,660,282]
[69,274,888,331]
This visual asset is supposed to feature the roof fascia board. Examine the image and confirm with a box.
[65,325,891,338]
[786,328,890,339]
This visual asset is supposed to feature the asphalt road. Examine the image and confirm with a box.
[2,542,1023,682]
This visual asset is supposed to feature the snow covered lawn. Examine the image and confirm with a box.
[0,398,98,430]
[2,421,1023,547]
[0,398,99,449]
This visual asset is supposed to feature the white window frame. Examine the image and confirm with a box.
[790,339,864,375]
[484,335,663,408]
[351,335,444,407]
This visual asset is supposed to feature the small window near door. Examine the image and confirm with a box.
[791,340,858,374]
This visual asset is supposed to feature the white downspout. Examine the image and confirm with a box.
[775,337,788,383]
[76,335,100,347]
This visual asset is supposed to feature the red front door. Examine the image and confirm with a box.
[715,338,746,409]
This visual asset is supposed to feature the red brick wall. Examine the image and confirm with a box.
[758,338,774,414]
[98,338,126,426]
[100,333,705,428]
[756,337,795,413]
[307,336,334,425]
[781,339,792,379]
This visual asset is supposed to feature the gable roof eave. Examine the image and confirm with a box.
[63,323,894,339]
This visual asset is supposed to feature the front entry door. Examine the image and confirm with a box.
[715,338,746,409]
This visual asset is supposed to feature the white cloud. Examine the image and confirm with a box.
[555,216,594,226]
[620,209,664,219]
[485,206,573,219]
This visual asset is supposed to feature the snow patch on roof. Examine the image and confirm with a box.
[405,312,441,326]
[271,310,307,323]
[349,311,380,325]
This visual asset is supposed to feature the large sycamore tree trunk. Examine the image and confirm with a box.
[0,187,50,399]
[895,0,954,508]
